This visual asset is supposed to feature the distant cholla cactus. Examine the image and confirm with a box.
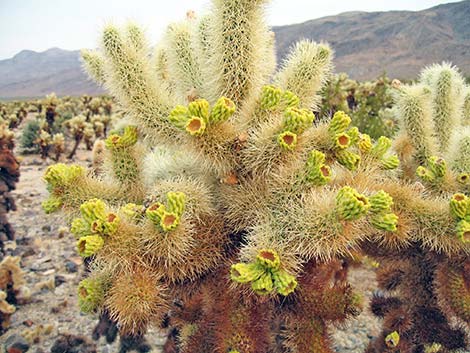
[365,63,470,352]
[42,2,470,352]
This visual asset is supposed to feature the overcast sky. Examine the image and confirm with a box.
[0,0,462,60]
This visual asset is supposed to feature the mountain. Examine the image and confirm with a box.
[273,0,470,80]
[1,1,469,99]
[0,48,103,99]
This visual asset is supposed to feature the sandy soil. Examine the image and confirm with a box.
[1,149,381,352]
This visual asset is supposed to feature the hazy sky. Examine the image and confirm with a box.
[0,0,462,59]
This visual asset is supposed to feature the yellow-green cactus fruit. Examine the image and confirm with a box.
[328,111,351,135]
[347,127,360,145]
[281,90,300,108]
[71,218,91,239]
[77,235,105,258]
[335,150,361,171]
[416,166,435,183]
[385,331,400,348]
[102,213,120,235]
[188,99,210,121]
[358,134,372,153]
[105,126,138,149]
[305,150,331,186]
[456,220,470,243]
[334,133,351,149]
[78,278,104,313]
[371,213,399,232]
[381,155,400,170]
[209,97,236,124]
[169,105,190,129]
[335,186,370,221]
[230,262,265,284]
[428,156,447,178]
[282,107,314,134]
[273,269,298,296]
[80,199,107,224]
[450,193,469,219]
[251,272,274,295]
[260,85,282,109]
[42,197,62,214]
[167,191,186,216]
[457,173,470,186]
[185,116,207,136]
[256,249,281,270]
[44,164,84,188]
[278,131,298,151]
[371,136,392,159]
[160,211,181,231]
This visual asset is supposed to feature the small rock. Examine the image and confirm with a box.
[65,261,78,273]
[55,275,66,287]
[41,225,52,232]
[23,319,34,327]
[4,334,30,353]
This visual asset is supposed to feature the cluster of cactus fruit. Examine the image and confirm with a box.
[42,1,470,352]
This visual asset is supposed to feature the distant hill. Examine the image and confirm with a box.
[273,0,470,80]
[0,48,103,99]
[1,1,469,98]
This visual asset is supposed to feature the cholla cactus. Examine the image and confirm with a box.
[65,115,89,159]
[44,3,470,352]
[51,133,65,161]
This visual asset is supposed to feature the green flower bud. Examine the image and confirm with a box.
[260,85,282,110]
[336,186,370,221]
[77,235,104,258]
[347,127,360,145]
[450,193,469,219]
[78,278,105,313]
[335,150,361,171]
[282,107,314,134]
[281,90,300,108]
[273,269,297,296]
[381,155,400,170]
[358,134,372,153]
[278,131,298,151]
[385,331,400,348]
[209,97,236,124]
[188,99,210,121]
[334,133,351,149]
[230,262,265,283]
[169,105,189,129]
[371,136,392,158]
[328,111,351,135]
[457,219,470,243]
[369,190,394,214]
[256,249,281,270]
[42,197,62,214]
[371,213,399,232]
[167,191,186,216]
[185,116,206,136]
[251,272,274,295]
